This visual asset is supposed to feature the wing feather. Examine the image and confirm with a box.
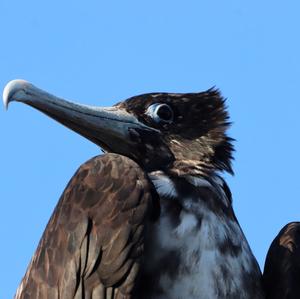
[263,221,300,299]
[15,153,158,299]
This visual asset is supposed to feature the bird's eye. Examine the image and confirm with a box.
[146,103,174,124]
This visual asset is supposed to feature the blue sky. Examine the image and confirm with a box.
[1,1,300,298]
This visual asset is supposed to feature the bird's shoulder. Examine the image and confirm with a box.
[16,153,159,299]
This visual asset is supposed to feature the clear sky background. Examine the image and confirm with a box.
[1,1,300,298]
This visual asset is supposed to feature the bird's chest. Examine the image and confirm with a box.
[140,175,264,299]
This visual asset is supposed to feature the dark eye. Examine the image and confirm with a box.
[146,103,174,124]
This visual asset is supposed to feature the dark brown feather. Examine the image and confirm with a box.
[15,153,158,299]
[118,89,234,176]
[263,222,300,299]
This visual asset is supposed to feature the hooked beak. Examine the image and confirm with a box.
[2,79,155,155]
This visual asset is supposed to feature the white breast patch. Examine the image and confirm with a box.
[148,173,263,299]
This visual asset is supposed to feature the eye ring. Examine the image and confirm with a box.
[146,103,174,124]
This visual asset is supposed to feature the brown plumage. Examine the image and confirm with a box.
[3,79,300,299]
[15,154,158,299]
[119,89,234,175]
[263,222,300,299]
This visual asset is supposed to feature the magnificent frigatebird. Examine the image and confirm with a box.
[3,80,300,299]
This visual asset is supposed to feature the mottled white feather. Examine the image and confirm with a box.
[147,173,262,299]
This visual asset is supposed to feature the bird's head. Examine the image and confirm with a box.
[3,80,233,176]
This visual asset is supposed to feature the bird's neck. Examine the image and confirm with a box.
[148,170,231,209]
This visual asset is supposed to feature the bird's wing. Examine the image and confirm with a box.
[15,153,158,299]
[263,221,300,299]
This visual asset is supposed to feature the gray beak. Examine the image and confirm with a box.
[2,79,154,154]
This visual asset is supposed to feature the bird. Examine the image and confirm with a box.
[263,221,300,299]
[2,79,299,299]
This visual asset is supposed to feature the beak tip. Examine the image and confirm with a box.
[3,79,31,110]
